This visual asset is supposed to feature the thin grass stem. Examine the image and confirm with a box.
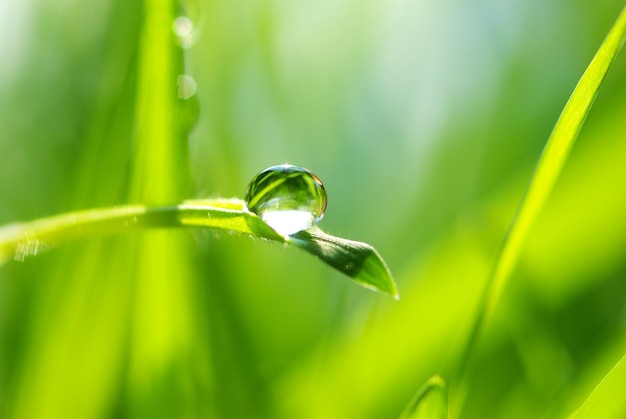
[452,5,626,417]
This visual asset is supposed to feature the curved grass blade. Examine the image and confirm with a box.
[289,227,398,299]
[0,199,397,298]
[400,375,448,419]
[0,199,282,264]
[454,3,626,410]
[480,3,626,335]
[568,352,626,419]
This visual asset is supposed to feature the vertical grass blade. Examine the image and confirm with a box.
[400,375,448,419]
[131,0,188,202]
[455,4,626,413]
[568,353,626,419]
[126,0,203,416]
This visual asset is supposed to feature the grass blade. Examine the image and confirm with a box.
[455,3,626,412]
[483,3,626,332]
[0,200,280,263]
[0,199,398,298]
[568,352,626,419]
[400,375,448,419]
[290,227,399,299]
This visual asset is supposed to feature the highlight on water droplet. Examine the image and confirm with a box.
[244,164,328,236]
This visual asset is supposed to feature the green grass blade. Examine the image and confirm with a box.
[0,200,281,263]
[130,0,187,202]
[290,227,399,299]
[568,353,626,419]
[454,3,626,411]
[0,199,398,297]
[483,3,626,330]
[400,375,448,419]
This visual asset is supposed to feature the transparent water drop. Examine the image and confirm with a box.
[244,164,328,236]
[173,16,194,48]
[176,74,200,135]
[177,74,197,99]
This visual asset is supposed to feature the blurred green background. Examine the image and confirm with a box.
[1,0,625,418]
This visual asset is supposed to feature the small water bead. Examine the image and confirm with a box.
[244,164,328,236]
[173,16,194,48]
[177,74,197,99]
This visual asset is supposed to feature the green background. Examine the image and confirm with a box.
[1,0,625,417]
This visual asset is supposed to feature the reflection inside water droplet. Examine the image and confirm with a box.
[244,164,328,236]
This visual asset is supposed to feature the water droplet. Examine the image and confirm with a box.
[176,74,200,134]
[244,164,328,236]
[177,74,197,99]
[173,16,194,48]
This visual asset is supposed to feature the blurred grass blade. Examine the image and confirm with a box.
[0,200,398,297]
[481,3,626,328]
[568,353,626,419]
[290,227,398,299]
[456,4,626,393]
[400,375,448,419]
[130,0,187,202]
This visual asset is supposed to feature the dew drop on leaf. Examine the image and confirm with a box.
[173,16,195,48]
[244,164,328,236]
